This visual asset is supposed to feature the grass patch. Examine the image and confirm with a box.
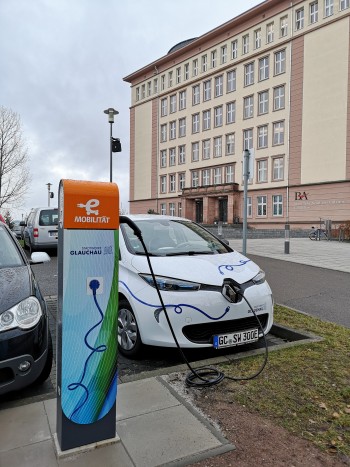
[217,305,350,458]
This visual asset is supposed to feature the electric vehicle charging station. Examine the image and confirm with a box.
[56,179,119,452]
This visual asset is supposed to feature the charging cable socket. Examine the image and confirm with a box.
[87,277,104,295]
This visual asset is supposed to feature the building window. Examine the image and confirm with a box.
[203,80,211,101]
[176,67,181,84]
[340,0,350,10]
[168,71,173,87]
[213,167,222,185]
[169,121,176,140]
[203,110,211,130]
[275,50,286,75]
[259,56,269,81]
[141,84,146,99]
[243,95,254,119]
[169,174,176,193]
[202,139,211,159]
[226,133,235,155]
[169,148,176,166]
[161,74,165,91]
[161,98,168,117]
[273,121,285,145]
[254,28,261,49]
[273,157,284,180]
[178,145,186,164]
[169,202,175,216]
[280,16,288,37]
[242,34,249,54]
[257,159,268,182]
[170,94,177,113]
[215,75,223,97]
[243,128,253,150]
[272,195,283,216]
[258,91,269,115]
[192,85,200,105]
[221,45,227,64]
[160,176,167,193]
[211,49,217,68]
[257,195,267,216]
[247,196,252,217]
[274,85,285,110]
[153,78,158,94]
[178,202,182,216]
[244,62,254,86]
[179,90,186,110]
[214,106,223,127]
[160,149,167,168]
[226,101,236,124]
[295,8,304,30]
[184,63,189,81]
[227,70,236,92]
[192,113,200,133]
[160,203,166,215]
[191,171,199,188]
[258,125,268,148]
[179,173,186,191]
[136,87,140,101]
[202,169,210,186]
[202,54,208,72]
[324,0,333,17]
[225,165,234,183]
[192,59,199,77]
[231,39,238,59]
[179,118,186,137]
[192,142,199,162]
[214,136,222,157]
[160,124,167,142]
[147,81,151,97]
[266,22,274,43]
[310,2,318,23]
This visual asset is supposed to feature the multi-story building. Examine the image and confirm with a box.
[123,0,350,229]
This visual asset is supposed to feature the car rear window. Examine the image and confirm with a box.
[39,209,58,226]
[0,226,24,268]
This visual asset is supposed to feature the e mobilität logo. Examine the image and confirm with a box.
[75,198,111,224]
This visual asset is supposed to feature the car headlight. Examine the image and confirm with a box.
[139,274,200,291]
[252,270,266,285]
[0,297,43,331]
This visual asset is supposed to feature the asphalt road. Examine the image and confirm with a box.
[32,251,350,328]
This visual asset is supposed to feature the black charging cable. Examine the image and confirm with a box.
[120,217,269,388]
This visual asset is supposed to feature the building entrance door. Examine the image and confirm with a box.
[195,200,203,223]
[219,198,228,223]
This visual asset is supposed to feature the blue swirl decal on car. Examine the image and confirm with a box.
[119,280,230,321]
[218,259,251,275]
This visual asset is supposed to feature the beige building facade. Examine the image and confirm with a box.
[123,0,350,229]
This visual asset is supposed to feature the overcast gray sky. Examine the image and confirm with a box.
[0,0,261,219]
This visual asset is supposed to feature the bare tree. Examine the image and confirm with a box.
[0,106,31,209]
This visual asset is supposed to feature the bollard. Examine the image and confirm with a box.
[284,224,290,254]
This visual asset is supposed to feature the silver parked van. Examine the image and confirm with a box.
[23,207,58,253]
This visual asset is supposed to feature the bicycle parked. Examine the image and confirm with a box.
[309,227,328,241]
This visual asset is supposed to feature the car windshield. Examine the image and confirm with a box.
[0,226,24,268]
[122,219,231,256]
[39,209,58,226]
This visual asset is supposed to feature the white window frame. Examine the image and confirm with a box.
[244,95,254,119]
[202,139,211,159]
[213,136,222,158]
[215,75,223,97]
[258,91,269,115]
[272,194,283,216]
[221,45,227,64]
[324,0,333,17]
[295,8,304,30]
[192,113,200,133]
[160,203,166,215]
[160,176,167,193]
[213,167,222,185]
[227,70,236,92]
[170,94,177,113]
[176,67,181,84]
[168,71,173,87]
[258,125,268,148]
[280,16,288,37]
[169,202,176,216]
[231,39,238,59]
[254,28,261,49]
[153,78,158,94]
[192,59,199,77]
[160,149,167,168]
[244,62,254,86]
[266,23,274,43]
[257,159,268,182]
[203,110,211,130]
[191,171,199,188]
[274,85,285,110]
[192,142,199,162]
[243,128,253,150]
[179,173,186,190]
[169,147,176,166]
[340,0,350,10]
[202,169,210,186]
[211,49,217,68]
[259,56,269,81]
[169,121,176,140]
[202,54,208,72]
[214,106,223,127]
[274,50,286,75]
[310,2,318,23]
[273,121,285,145]
[273,157,284,180]
[179,90,186,110]
[184,63,189,81]
[226,133,235,155]
[160,124,167,142]
[179,118,186,137]
[225,165,234,183]
[257,195,267,216]
[203,80,211,101]
[242,34,249,54]
[226,101,236,124]
[169,174,176,193]
[161,98,168,117]
[178,145,186,164]
[192,85,200,105]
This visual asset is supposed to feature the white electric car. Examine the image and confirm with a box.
[118,215,273,357]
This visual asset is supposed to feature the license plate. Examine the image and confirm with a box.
[213,329,259,349]
[50,231,58,237]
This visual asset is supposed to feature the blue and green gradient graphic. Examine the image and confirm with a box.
[61,229,118,424]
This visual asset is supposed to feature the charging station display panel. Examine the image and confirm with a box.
[57,179,119,451]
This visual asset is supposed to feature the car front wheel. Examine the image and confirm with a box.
[118,299,142,358]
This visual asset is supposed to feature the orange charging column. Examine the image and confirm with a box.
[56,179,119,452]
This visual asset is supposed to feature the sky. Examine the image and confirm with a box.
[0,0,261,220]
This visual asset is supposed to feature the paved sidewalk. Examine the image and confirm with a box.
[228,238,350,273]
[0,376,234,466]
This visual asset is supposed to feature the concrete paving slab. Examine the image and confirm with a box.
[0,439,58,467]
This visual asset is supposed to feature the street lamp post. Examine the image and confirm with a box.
[242,149,250,257]
[46,183,52,207]
[103,108,119,182]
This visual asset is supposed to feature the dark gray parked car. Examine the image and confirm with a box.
[0,222,53,396]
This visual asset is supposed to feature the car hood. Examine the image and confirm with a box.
[0,266,31,313]
[129,251,260,286]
